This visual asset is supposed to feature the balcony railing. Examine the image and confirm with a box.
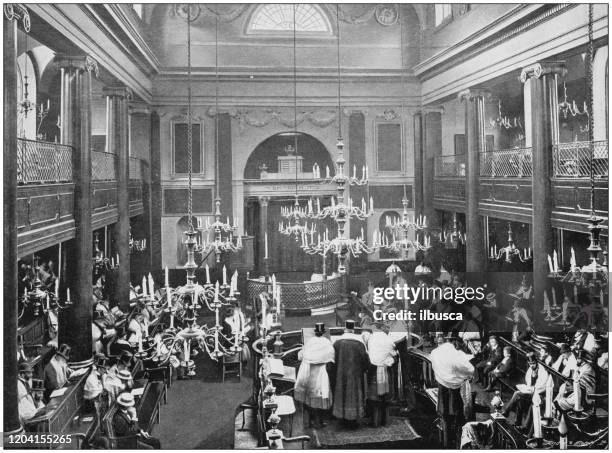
[129,156,142,180]
[434,153,466,177]
[553,140,608,178]
[17,138,73,184]
[480,147,532,177]
[92,150,117,181]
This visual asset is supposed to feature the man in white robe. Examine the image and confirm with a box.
[17,363,37,422]
[294,323,334,428]
[366,323,396,426]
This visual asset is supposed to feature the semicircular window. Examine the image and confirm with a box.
[248,4,332,34]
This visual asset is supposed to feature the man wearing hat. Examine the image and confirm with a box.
[331,320,370,425]
[430,336,474,447]
[113,392,161,449]
[551,343,577,378]
[474,335,502,387]
[501,352,549,429]
[17,362,37,421]
[105,368,133,403]
[365,322,396,427]
[43,343,73,398]
[554,349,596,412]
[108,325,132,357]
[294,322,334,428]
[84,354,107,412]
[31,379,46,410]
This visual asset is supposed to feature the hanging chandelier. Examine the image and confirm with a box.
[300,5,377,274]
[196,8,241,264]
[279,12,312,241]
[93,231,118,275]
[548,5,608,291]
[489,222,532,263]
[129,227,147,253]
[439,213,466,249]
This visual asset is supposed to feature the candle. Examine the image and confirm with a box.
[494,244,497,256]
[46,294,50,310]
[552,287,558,308]
[317,198,321,213]
[559,414,568,449]
[528,247,531,258]
[547,254,554,273]
[264,233,269,259]
[148,273,155,298]
[116,253,119,266]
[214,281,219,302]
[553,250,559,272]
[67,288,71,302]
[261,295,267,331]
[545,378,553,419]
[532,392,542,439]
[111,257,115,267]
[573,373,582,411]
[365,165,368,180]
[55,278,59,299]
[570,247,576,269]
[215,305,220,327]
[369,196,374,212]
[165,266,169,287]
[326,166,330,179]
[205,264,210,284]
[223,265,227,286]
[142,276,147,297]
[184,339,189,362]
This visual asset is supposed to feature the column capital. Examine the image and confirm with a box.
[56,55,99,78]
[129,102,151,116]
[4,4,31,31]
[421,106,445,115]
[519,62,567,83]
[258,196,270,207]
[458,88,491,102]
[102,85,133,100]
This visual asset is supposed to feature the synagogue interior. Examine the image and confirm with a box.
[3,3,610,450]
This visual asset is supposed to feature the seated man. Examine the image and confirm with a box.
[572,323,597,353]
[31,379,46,411]
[474,336,503,386]
[112,392,161,449]
[105,369,133,403]
[485,346,514,391]
[108,325,132,357]
[43,344,73,399]
[551,344,577,378]
[554,350,596,412]
[17,363,37,422]
[501,352,548,429]
[84,354,108,413]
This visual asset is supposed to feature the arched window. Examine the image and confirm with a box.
[247,4,332,34]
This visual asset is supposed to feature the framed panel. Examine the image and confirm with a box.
[171,122,203,175]
[163,188,213,215]
[376,122,403,172]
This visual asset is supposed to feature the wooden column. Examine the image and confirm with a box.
[413,112,424,216]
[258,196,270,274]
[57,55,98,368]
[4,4,25,436]
[520,63,566,311]
[104,86,132,312]
[459,89,489,273]
[150,112,162,271]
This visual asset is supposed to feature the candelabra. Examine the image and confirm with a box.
[196,198,242,263]
[279,195,313,240]
[92,232,119,276]
[489,223,532,263]
[489,99,523,130]
[558,82,589,120]
[440,213,466,249]
[129,228,147,252]
[36,100,50,139]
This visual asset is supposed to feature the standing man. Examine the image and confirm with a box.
[366,322,396,427]
[294,322,335,428]
[332,320,369,426]
[430,337,475,448]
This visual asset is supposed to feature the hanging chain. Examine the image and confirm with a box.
[587,3,595,213]
[293,4,298,196]
[336,4,342,140]
[187,7,193,231]
[215,7,220,201]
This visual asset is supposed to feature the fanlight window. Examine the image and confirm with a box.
[248,4,332,34]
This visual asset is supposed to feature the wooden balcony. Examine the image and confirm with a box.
[433,154,466,212]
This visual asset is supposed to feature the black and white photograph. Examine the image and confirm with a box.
[2,2,609,450]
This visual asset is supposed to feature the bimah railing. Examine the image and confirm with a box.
[480,147,532,177]
[17,138,73,184]
[553,140,608,178]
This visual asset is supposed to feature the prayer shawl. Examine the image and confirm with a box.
[430,343,475,390]
[84,369,103,400]
[552,354,577,378]
[295,336,334,409]
[44,355,70,391]
[332,336,370,420]
[18,378,37,421]
[367,331,396,396]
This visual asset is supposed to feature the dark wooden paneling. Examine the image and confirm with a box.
[93,182,117,211]
[479,178,533,206]
[129,181,142,202]
[17,183,75,234]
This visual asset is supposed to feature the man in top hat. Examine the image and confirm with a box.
[84,354,107,411]
[501,352,549,429]
[294,322,335,428]
[31,379,46,410]
[485,346,514,392]
[331,320,370,425]
[43,343,73,398]
[17,362,38,421]
[112,392,161,449]
[45,298,59,348]
[555,349,596,412]
[551,343,577,378]
[365,322,397,427]
[430,336,474,448]
[474,335,502,386]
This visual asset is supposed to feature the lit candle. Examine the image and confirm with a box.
[223,265,227,286]
[264,233,269,259]
[532,392,542,439]
[205,264,210,284]
[165,266,169,287]
[545,378,553,419]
